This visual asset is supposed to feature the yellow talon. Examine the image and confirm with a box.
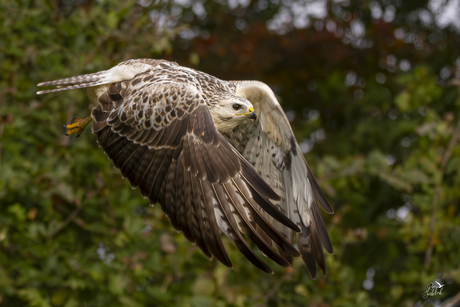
[63,116,92,137]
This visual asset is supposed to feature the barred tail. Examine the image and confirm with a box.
[37,70,111,95]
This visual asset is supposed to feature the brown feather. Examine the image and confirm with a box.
[212,184,273,273]
[223,183,292,268]
[200,180,232,267]
[307,164,334,214]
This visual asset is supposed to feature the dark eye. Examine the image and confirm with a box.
[232,104,241,110]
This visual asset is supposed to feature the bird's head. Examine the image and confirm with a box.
[210,95,258,133]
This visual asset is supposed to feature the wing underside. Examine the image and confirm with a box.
[231,80,334,278]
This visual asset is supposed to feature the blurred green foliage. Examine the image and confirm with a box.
[1,0,460,306]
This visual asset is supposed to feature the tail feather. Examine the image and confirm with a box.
[37,70,112,95]
[37,70,108,87]
[37,81,108,95]
[37,60,156,95]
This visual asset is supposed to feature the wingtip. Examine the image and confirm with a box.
[305,264,317,280]
[246,183,300,232]
[284,244,301,258]
[325,245,334,255]
[292,223,301,233]
[282,216,301,233]
[222,259,233,268]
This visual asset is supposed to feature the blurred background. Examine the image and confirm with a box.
[1,0,460,306]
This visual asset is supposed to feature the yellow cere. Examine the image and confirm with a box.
[236,107,255,116]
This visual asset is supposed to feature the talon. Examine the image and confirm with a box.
[63,116,92,137]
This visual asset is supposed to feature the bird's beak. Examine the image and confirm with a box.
[236,107,258,121]
[247,110,257,121]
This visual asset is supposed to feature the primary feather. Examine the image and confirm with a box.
[37,59,333,276]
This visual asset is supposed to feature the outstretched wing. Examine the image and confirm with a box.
[90,71,302,273]
[230,80,334,278]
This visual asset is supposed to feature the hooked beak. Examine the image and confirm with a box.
[247,110,257,121]
[236,107,258,121]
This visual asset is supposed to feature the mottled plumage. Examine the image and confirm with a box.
[37,59,333,277]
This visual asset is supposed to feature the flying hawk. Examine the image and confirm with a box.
[37,59,333,277]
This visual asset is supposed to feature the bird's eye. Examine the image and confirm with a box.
[232,104,242,110]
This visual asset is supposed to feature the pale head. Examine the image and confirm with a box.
[209,95,257,133]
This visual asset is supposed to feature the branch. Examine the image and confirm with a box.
[424,116,460,271]
[48,208,82,239]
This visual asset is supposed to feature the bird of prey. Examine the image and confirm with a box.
[37,59,333,277]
